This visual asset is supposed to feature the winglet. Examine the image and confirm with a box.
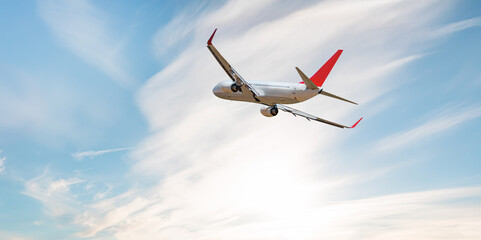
[207,28,217,45]
[311,49,343,87]
[350,117,363,128]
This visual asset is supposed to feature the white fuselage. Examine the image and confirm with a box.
[213,80,319,105]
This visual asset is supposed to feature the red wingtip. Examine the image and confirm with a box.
[310,49,343,87]
[207,28,217,45]
[350,117,363,128]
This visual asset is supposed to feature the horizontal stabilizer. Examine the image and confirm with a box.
[296,67,318,90]
[319,90,358,105]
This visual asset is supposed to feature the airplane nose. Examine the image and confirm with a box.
[212,85,221,96]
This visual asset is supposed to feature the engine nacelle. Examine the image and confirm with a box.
[260,106,279,117]
[219,81,240,93]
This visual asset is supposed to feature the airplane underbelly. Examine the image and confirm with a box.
[261,89,299,104]
[221,93,253,102]
[262,96,298,104]
[215,86,307,105]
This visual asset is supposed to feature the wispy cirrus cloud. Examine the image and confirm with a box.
[0,231,33,240]
[23,0,481,239]
[23,169,85,217]
[72,183,481,239]
[72,147,131,161]
[37,0,134,86]
[0,157,5,174]
[375,105,481,153]
[71,0,481,239]
[0,150,5,173]
[430,16,481,38]
[23,168,118,223]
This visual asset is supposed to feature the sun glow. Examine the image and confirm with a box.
[222,154,319,218]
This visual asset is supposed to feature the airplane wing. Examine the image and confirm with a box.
[207,29,261,102]
[276,104,362,128]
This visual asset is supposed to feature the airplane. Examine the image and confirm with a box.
[208,29,362,128]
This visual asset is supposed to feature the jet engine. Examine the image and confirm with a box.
[260,106,279,117]
[219,81,241,93]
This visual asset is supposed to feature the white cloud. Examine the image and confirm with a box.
[375,106,481,153]
[0,150,5,173]
[430,16,481,38]
[37,0,133,86]
[23,0,481,239]
[33,220,43,226]
[0,231,34,240]
[73,183,481,239]
[0,158,5,173]
[93,184,113,201]
[1,1,132,143]
[23,169,85,217]
[71,0,481,239]
[72,147,131,161]
[0,71,52,136]
[23,169,118,225]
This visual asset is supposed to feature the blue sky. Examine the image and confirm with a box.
[0,0,480,239]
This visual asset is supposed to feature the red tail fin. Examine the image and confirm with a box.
[310,50,343,87]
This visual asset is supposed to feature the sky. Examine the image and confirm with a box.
[0,0,480,239]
